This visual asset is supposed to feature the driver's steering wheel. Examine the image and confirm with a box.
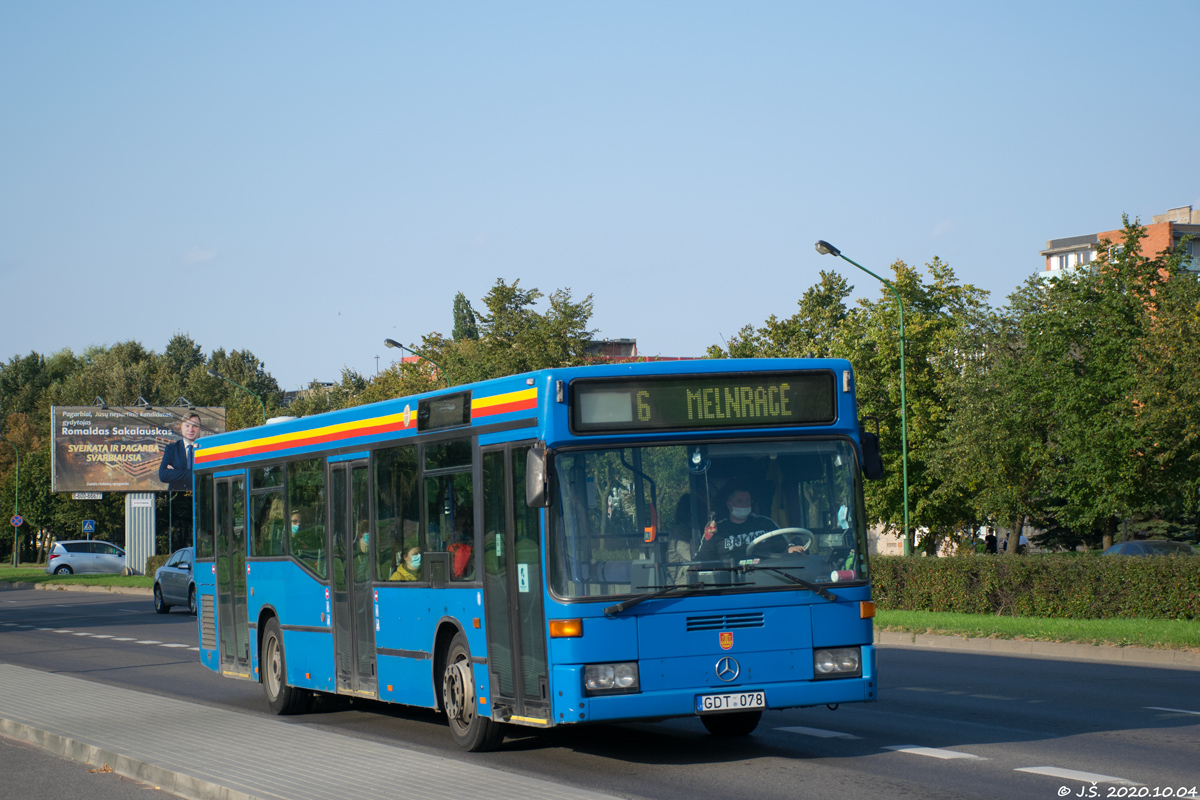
[746,527,816,558]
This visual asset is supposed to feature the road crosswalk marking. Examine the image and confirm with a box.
[1145,706,1200,716]
[777,726,861,739]
[1015,767,1138,785]
[884,745,984,760]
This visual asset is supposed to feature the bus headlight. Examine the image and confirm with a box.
[583,662,640,695]
[813,647,861,679]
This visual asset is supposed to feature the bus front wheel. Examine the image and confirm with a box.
[441,632,503,752]
[701,710,762,737]
[262,618,310,715]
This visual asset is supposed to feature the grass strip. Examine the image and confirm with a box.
[877,609,1200,651]
[0,566,153,589]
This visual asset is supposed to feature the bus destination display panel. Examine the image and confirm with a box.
[571,372,836,434]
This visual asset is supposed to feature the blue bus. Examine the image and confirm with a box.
[192,359,881,750]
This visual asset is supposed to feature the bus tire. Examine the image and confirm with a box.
[262,618,309,715]
[701,710,762,737]
[441,631,503,752]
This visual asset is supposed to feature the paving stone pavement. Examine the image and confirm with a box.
[0,663,620,800]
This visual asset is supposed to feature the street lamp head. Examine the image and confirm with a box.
[383,338,403,350]
[815,240,842,258]
[206,368,220,379]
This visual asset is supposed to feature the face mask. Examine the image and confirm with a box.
[730,505,751,522]
[410,554,421,569]
[291,524,300,534]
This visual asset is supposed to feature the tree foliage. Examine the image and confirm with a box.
[711,220,1200,553]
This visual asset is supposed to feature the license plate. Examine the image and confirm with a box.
[695,691,766,714]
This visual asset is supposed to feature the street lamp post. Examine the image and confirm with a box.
[1,433,18,567]
[815,240,911,556]
[207,369,267,426]
[383,339,451,386]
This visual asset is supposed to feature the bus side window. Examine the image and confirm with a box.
[287,457,327,579]
[375,444,420,582]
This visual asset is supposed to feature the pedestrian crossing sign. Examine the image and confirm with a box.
[82,520,96,533]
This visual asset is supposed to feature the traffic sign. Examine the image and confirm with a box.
[82,520,96,533]
[10,515,21,528]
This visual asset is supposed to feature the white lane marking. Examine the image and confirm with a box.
[135,640,162,645]
[72,632,93,636]
[17,624,34,628]
[36,627,53,631]
[777,726,861,739]
[188,647,200,652]
[1146,706,1200,716]
[53,629,73,633]
[1,622,16,626]
[1015,767,1139,785]
[112,638,135,641]
[160,643,189,648]
[884,745,984,760]
[90,634,114,639]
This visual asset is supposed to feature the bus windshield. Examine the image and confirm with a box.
[549,439,868,600]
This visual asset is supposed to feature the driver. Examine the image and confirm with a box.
[695,487,804,564]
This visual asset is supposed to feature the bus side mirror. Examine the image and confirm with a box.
[526,445,552,508]
[861,431,884,481]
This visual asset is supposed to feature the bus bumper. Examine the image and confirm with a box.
[551,644,877,725]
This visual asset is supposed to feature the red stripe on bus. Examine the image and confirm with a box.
[471,398,537,418]
[196,419,408,465]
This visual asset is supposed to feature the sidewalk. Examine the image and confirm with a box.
[0,663,619,800]
[875,629,1200,669]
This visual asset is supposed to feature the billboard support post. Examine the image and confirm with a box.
[126,493,155,575]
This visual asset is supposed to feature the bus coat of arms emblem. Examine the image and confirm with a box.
[719,631,734,650]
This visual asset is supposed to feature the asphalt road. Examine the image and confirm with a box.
[2,586,1198,800]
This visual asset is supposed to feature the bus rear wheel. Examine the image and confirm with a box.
[701,710,762,737]
[262,618,310,715]
[441,632,503,752]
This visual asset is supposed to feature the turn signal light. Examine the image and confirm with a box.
[549,619,583,638]
[860,601,876,619]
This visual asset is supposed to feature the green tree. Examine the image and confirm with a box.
[452,292,480,341]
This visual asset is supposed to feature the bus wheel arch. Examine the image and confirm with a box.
[434,623,503,751]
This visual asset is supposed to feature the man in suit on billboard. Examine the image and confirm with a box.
[159,413,201,492]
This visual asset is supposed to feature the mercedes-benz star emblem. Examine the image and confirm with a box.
[715,656,740,682]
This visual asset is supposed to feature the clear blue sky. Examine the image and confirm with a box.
[2,2,1197,391]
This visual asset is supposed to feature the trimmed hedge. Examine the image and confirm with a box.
[145,553,171,576]
[871,556,1200,620]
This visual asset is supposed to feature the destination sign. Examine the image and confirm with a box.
[570,372,836,434]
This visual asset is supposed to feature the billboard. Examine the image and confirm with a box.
[52,406,226,493]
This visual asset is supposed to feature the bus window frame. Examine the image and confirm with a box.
[543,433,871,606]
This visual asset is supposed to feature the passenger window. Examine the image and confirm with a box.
[375,445,420,582]
[252,490,286,556]
[195,474,215,558]
[425,471,475,581]
[287,458,327,578]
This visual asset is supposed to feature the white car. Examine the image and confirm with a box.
[45,540,126,575]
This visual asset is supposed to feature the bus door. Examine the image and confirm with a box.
[215,474,251,677]
[482,445,549,723]
[330,460,377,697]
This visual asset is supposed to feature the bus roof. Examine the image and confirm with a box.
[195,357,857,471]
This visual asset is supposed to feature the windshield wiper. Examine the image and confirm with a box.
[695,564,839,601]
[604,583,708,617]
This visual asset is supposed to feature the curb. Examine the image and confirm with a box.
[875,629,1200,670]
[0,717,260,800]
[0,581,151,596]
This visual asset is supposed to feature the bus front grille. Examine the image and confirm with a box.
[686,612,764,632]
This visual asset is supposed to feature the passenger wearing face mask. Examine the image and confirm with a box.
[390,547,422,581]
[695,487,787,564]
